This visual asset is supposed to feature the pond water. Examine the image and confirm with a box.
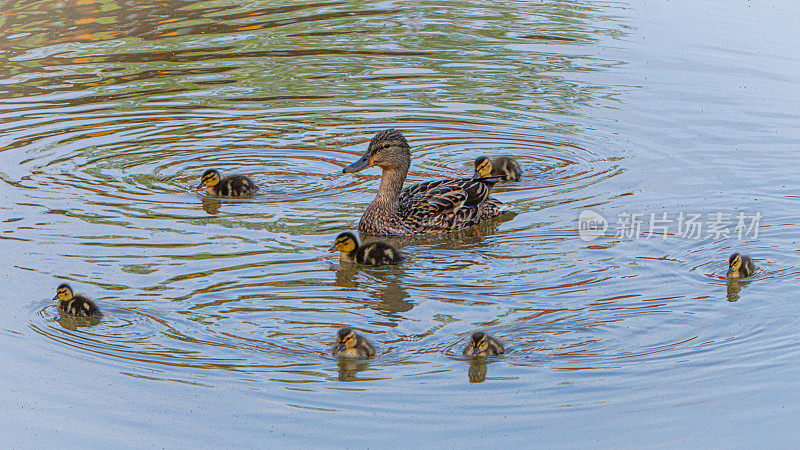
[2,0,799,446]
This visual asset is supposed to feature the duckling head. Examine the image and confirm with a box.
[474,156,493,178]
[728,253,743,277]
[343,129,411,174]
[469,331,489,356]
[198,169,221,188]
[336,327,357,353]
[54,283,74,302]
[329,232,358,254]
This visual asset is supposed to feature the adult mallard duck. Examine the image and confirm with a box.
[329,232,403,266]
[53,284,102,318]
[463,331,504,357]
[727,253,755,278]
[197,168,258,197]
[473,155,522,182]
[333,327,376,358]
[342,129,512,236]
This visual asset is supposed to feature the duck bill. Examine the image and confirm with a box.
[342,153,373,173]
[328,245,338,253]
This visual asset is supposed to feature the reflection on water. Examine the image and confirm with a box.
[4,0,800,446]
[726,278,752,303]
[337,357,371,382]
[333,263,414,315]
[56,311,102,331]
[467,358,488,383]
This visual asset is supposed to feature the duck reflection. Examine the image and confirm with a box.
[337,358,371,382]
[468,358,488,383]
[56,312,101,331]
[463,332,505,383]
[333,263,413,315]
[201,197,222,215]
[363,216,510,249]
[726,278,752,302]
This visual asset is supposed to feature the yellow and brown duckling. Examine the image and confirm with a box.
[727,253,755,278]
[197,168,258,197]
[329,232,403,266]
[473,156,522,182]
[463,331,504,357]
[53,284,102,318]
[333,327,376,358]
[342,129,512,236]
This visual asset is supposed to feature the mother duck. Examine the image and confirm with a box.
[342,129,512,236]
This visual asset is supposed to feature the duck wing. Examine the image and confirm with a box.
[399,177,500,219]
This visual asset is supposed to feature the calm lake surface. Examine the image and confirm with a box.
[2,0,799,446]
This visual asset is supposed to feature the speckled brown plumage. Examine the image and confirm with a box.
[342,129,512,236]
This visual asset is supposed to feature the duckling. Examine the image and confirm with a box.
[463,331,504,357]
[53,284,102,318]
[727,253,755,278]
[333,327,376,358]
[473,156,522,182]
[197,168,258,197]
[329,232,403,266]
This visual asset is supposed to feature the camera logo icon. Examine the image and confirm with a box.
[578,210,608,241]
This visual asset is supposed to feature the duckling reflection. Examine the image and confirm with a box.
[333,327,375,358]
[473,155,522,182]
[726,278,752,302]
[337,357,370,382]
[333,262,413,314]
[201,196,221,214]
[468,358,488,383]
[727,253,755,278]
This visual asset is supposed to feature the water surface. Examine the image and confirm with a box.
[2,0,800,446]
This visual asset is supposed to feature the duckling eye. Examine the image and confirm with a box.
[382,143,391,149]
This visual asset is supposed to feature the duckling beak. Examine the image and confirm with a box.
[336,343,345,353]
[471,347,481,357]
[342,153,372,173]
[196,181,205,188]
[328,244,338,253]
[52,295,59,301]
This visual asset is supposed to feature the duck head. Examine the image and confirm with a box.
[728,253,743,277]
[342,129,411,174]
[54,283,74,302]
[469,331,489,356]
[198,169,221,188]
[329,232,358,254]
[474,156,492,178]
[336,327,357,353]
